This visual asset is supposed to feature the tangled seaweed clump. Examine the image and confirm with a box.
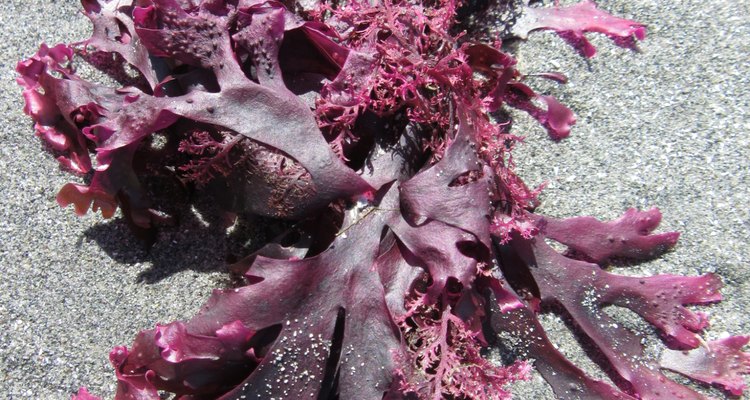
[17,0,749,399]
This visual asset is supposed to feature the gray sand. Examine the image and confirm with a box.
[0,0,747,398]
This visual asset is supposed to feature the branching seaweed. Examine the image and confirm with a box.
[16,0,749,399]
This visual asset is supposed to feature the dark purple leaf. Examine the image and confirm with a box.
[661,335,750,396]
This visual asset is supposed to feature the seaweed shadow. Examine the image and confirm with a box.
[83,195,280,283]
